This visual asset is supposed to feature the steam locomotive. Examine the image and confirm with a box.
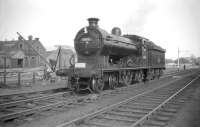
[63,18,165,93]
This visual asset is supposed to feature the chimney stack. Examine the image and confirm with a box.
[87,18,99,27]
[28,35,33,40]
[35,38,39,41]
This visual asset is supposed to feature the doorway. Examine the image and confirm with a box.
[17,59,23,68]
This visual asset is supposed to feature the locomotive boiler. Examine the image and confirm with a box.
[66,18,165,93]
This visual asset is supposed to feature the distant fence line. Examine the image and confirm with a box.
[0,71,44,87]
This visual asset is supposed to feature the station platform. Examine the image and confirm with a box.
[0,79,68,96]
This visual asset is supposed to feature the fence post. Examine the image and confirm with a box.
[18,72,21,87]
[3,57,6,85]
[33,72,35,84]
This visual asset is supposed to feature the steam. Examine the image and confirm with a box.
[123,0,156,34]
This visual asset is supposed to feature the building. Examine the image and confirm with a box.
[0,35,46,68]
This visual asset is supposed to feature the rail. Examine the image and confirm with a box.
[0,91,70,108]
[130,75,199,127]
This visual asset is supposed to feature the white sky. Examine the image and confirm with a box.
[0,0,200,59]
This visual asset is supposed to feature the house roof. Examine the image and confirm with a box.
[0,38,45,57]
[0,41,17,48]
[27,39,46,51]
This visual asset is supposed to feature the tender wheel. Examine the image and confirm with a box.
[123,72,132,86]
[91,78,104,93]
[108,75,116,89]
[137,71,143,82]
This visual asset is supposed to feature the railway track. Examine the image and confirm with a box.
[0,68,190,105]
[0,88,68,104]
[56,74,199,127]
[0,91,75,122]
[0,69,197,125]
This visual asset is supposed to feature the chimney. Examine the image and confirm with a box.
[28,35,33,40]
[87,18,99,27]
[35,38,39,41]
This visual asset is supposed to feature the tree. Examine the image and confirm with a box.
[196,57,200,65]
[190,54,197,65]
[174,57,190,64]
[165,58,174,64]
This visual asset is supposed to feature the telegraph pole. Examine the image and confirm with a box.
[177,47,188,71]
[3,56,6,85]
[178,47,180,71]
[59,46,61,69]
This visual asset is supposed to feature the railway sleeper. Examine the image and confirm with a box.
[155,112,175,119]
[4,106,31,112]
[143,111,176,126]
[156,110,177,117]
[149,114,171,122]
[117,106,151,113]
[169,99,187,104]
[135,100,163,105]
[127,102,158,107]
[104,111,142,120]
[159,108,177,114]
[81,122,111,127]
[42,99,58,103]
[149,92,176,97]
[150,90,178,94]
[98,114,136,123]
[111,109,147,118]
[119,105,153,111]
[140,92,172,97]
[163,104,182,109]
[0,109,36,122]
[142,92,171,97]
[0,109,13,114]
[36,100,57,105]
[143,119,167,127]
[84,121,120,127]
[140,96,169,100]
[138,97,167,101]
[143,101,186,126]
[89,116,132,127]
[142,124,161,127]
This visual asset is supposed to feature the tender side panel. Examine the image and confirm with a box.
[148,49,165,68]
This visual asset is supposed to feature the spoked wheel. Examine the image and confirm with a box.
[108,75,116,89]
[123,72,133,86]
[74,82,80,93]
[137,71,143,82]
[158,69,163,79]
[91,78,104,93]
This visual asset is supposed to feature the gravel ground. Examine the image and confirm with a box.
[1,69,199,127]
[169,77,200,127]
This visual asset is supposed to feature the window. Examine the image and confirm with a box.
[32,57,35,59]
[109,55,121,64]
[19,44,23,48]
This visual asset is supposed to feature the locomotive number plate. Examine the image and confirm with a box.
[75,63,86,68]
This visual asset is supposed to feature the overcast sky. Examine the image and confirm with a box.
[0,0,200,59]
